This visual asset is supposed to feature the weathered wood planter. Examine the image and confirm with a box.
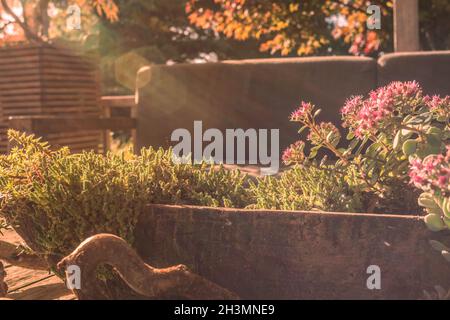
[132,205,450,300]
[3,204,450,299]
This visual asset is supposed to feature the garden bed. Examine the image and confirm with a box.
[134,204,450,300]
[0,79,448,300]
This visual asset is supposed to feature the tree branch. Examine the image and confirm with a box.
[0,20,13,32]
[36,0,50,39]
[0,0,44,43]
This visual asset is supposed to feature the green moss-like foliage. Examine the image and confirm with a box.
[249,164,364,213]
[0,131,371,263]
[0,130,250,260]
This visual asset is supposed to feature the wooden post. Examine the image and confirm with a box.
[130,98,138,154]
[100,96,137,154]
[102,102,112,154]
[393,0,420,52]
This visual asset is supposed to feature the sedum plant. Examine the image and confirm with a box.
[410,148,450,265]
[409,148,450,233]
[410,147,450,298]
[282,81,449,213]
[0,130,250,261]
[249,163,364,213]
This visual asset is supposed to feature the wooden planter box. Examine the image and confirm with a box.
[4,203,450,299]
[0,43,103,153]
[130,204,450,300]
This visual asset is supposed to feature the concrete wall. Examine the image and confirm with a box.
[136,51,450,155]
[134,205,450,300]
[136,56,376,153]
[378,51,450,95]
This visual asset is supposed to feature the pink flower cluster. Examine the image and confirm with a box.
[425,95,450,117]
[409,147,450,195]
[290,102,313,122]
[341,95,363,116]
[282,141,305,165]
[341,81,423,138]
[381,80,422,99]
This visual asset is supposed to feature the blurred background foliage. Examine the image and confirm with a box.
[0,0,449,94]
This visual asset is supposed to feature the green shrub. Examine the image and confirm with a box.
[0,130,373,262]
[0,130,250,260]
[249,163,364,213]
